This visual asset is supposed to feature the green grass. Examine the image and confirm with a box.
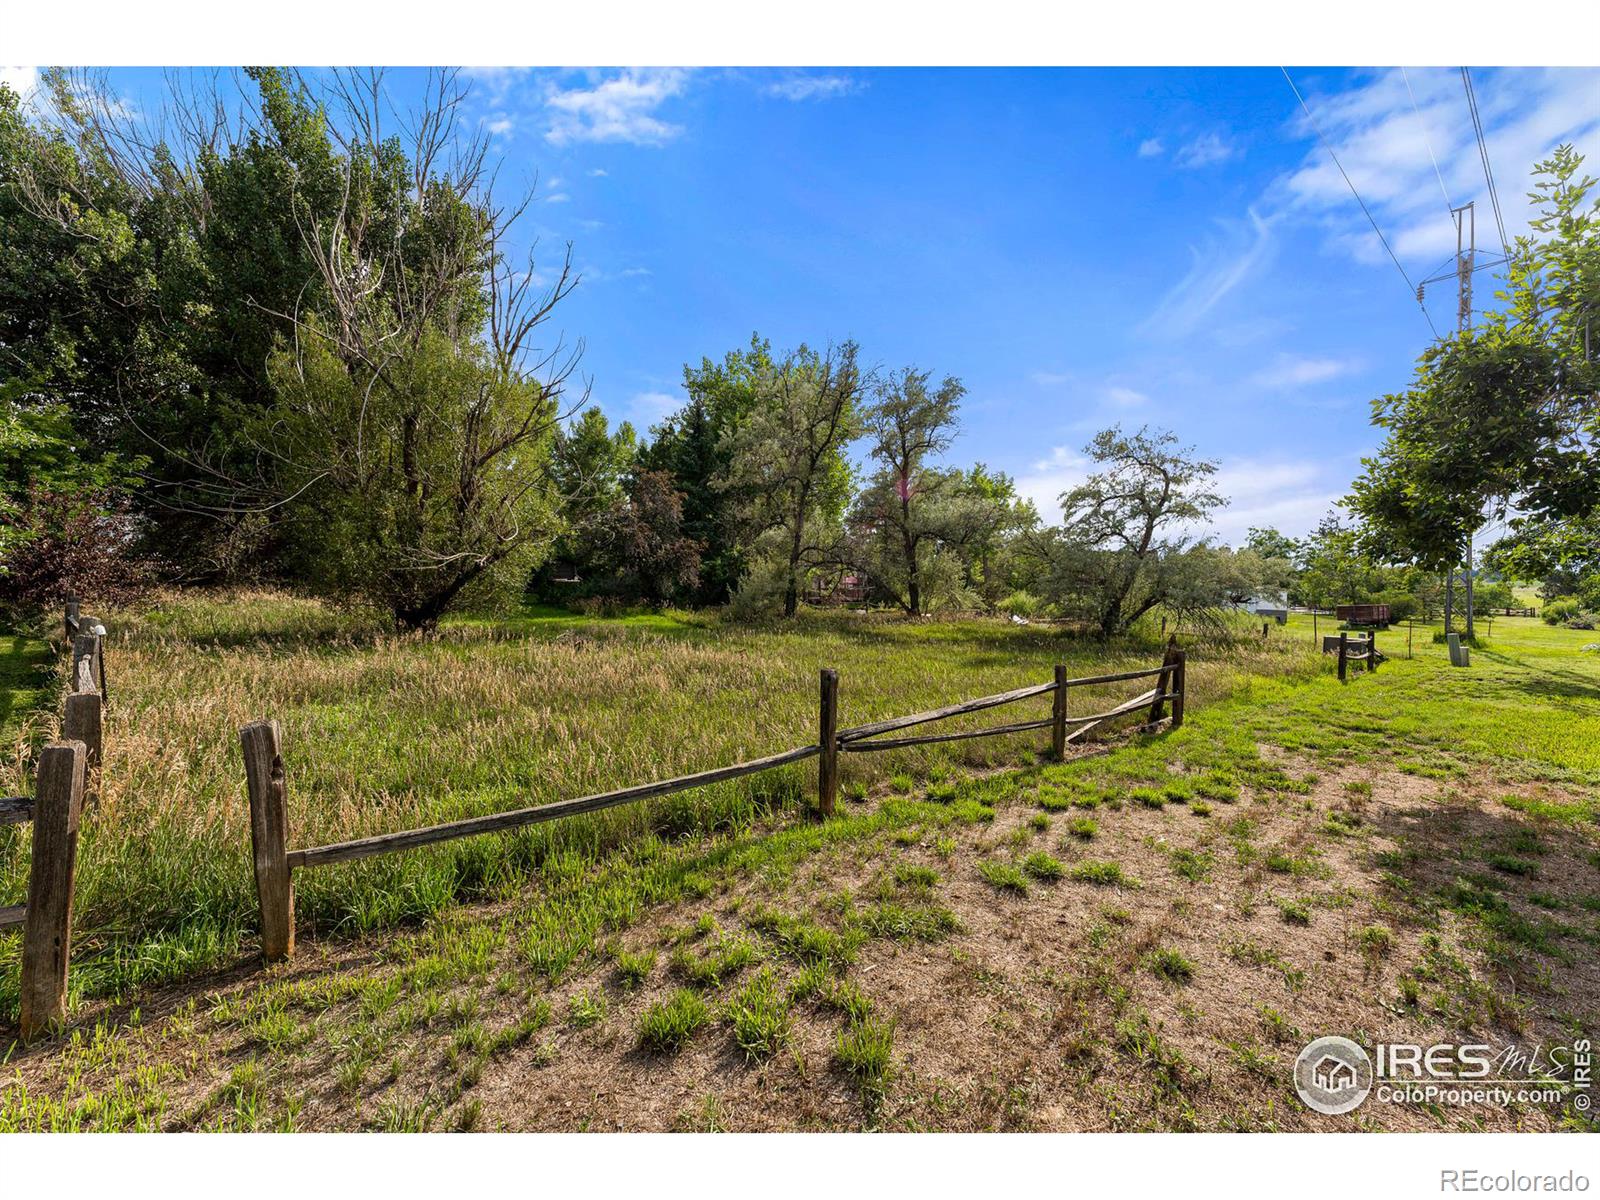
[1,590,1317,1020]
[722,967,791,1061]
[1145,947,1196,984]
[977,860,1031,894]
[0,628,54,748]
[1068,860,1138,887]
[637,988,710,1053]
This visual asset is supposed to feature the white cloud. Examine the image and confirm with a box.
[1249,354,1360,389]
[1201,459,1344,545]
[1139,208,1274,337]
[1,66,38,98]
[1279,67,1600,273]
[1175,131,1240,168]
[586,168,608,177]
[1029,370,1074,386]
[1104,386,1149,408]
[1014,448,1341,543]
[765,74,860,102]
[544,69,691,147]
[619,266,652,278]
[544,192,570,204]
[1013,446,1093,523]
[485,114,513,137]
[1138,137,1165,158]
[623,390,680,428]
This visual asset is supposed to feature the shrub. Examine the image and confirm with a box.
[0,485,155,618]
[1543,598,1580,625]
[995,590,1045,618]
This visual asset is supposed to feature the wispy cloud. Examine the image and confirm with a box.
[1278,67,1600,269]
[544,69,692,147]
[764,74,861,102]
[1137,137,1164,158]
[484,114,514,137]
[1200,459,1345,545]
[1249,353,1360,389]
[1029,370,1074,387]
[1014,446,1092,523]
[1139,208,1274,337]
[586,168,609,177]
[1104,385,1149,408]
[621,390,680,429]
[1174,131,1240,168]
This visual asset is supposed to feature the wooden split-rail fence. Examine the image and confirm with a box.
[1321,631,1381,682]
[2,600,109,1039]
[240,645,1189,962]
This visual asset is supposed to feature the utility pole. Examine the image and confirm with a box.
[1420,203,1494,641]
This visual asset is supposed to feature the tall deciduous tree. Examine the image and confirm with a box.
[853,367,965,614]
[718,342,863,617]
[1350,147,1599,634]
[1036,426,1224,637]
[640,335,773,603]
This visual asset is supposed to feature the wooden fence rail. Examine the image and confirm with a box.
[5,598,109,1039]
[242,644,1187,963]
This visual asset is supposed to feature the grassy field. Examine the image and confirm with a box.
[1,600,1595,1131]
[0,591,1315,1019]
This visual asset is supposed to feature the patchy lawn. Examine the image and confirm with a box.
[2,613,1594,1131]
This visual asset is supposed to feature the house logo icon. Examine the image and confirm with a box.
[1294,1036,1373,1115]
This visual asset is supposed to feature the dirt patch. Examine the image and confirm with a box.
[3,757,1595,1132]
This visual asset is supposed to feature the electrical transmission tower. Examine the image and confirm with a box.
[1414,201,1505,638]
[1416,202,1498,334]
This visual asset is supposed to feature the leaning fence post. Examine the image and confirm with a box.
[20,740,86,1040]
[1170,650,1187,729]
[240,720,294,961]
[1051,665,1068,760]
[817,669,839,818]
[1337,633,1349,683]
[63,597,80,644]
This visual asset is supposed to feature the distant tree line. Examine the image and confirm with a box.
[3,68,1427,637]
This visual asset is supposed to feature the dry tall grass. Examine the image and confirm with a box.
[0,590,1319,1017]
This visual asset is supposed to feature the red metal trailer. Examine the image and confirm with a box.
[1335,603,1390,627]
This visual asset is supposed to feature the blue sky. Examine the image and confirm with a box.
[6,64,1597,543]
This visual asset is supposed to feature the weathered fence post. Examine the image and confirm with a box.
[1262,621,1269,640]
[1337,632,1349,682]
[1149,639,1178,725]
[62,692,102,807]
[1051,665,1068,760]
[1170,650,1187,729]
[20,740,86,1040]
[71,633,99,695]
[1368,631,1378,673]
[817,669,839,818]
[240,720,294,961]
[63,597,80,644]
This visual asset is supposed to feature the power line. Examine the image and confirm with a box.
[1281,67,1440,339]
[1401,67,1453,216]
[1460,67,1512,259]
